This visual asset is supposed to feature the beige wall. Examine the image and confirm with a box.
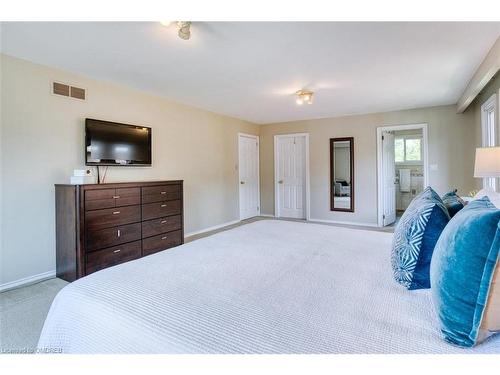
[260,105,477,224]
[0,54,259,285]
[0,53,484,286]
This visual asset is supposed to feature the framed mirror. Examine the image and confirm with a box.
[330,137,354,212]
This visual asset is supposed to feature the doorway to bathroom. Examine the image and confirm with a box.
[377,123,429,227]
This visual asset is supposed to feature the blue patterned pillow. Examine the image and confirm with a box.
[442,190,464,218]
[391,187,450,289]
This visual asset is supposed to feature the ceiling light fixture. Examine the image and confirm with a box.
[295,89,314,105]
[160,21,192,40]
[177,21,191,40]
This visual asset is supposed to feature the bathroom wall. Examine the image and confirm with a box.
[393,129,423,211]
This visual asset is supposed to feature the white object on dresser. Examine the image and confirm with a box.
[73,168,93,177]
[70,175,94,185]
[70,168,94,184]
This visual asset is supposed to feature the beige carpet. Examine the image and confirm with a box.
[0,278,68,353]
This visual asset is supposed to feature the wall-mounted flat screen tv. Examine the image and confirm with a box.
[85,119,152,166]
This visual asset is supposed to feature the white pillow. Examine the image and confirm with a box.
[474,188,500,208]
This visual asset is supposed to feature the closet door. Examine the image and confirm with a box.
[238,134,260,220]
[276,135,306,219]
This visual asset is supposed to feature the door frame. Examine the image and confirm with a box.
[376,123,429,227]
[274,133,311,220]
[238,132,261,220]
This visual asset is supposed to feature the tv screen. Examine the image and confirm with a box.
[85,119,152,166]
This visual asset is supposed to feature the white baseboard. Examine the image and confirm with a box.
[184,219,241,238]
[261,215,378,228]
[0,270,56,293]
[308,218,380,228]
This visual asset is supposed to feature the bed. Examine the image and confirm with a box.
[37,220,500,353]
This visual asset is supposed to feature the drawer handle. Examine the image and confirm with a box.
[113,196,120,199]
[161,204,167,208]
[160,220,167,224]
[113,249,121,253]
[113,211,120,215]
[161,236,167,240]
[160,191,167,195]
[117,229,121,238]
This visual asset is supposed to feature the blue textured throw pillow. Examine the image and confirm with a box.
[442,190,465,218]
[391,187,450,290]
[430,197,500,347]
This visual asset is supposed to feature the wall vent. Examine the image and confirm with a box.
[52,82,86,100]
[53,82,70,97]
[70,86,86,100]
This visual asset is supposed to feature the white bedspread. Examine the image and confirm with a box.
[38,220,500,353]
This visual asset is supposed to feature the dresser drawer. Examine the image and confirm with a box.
[85,188,116,201]
[86,240,142,275]
[142,200,181,221]
[114,187,141,207]
[142,230,182,256]
[86,205,141,230]
[85,188,140,210]
[142,185,181,204]
[142,215,182,238]
[85,189,116,211]
[86,222,142,252]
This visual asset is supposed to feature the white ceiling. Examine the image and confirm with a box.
[1,22,499,124]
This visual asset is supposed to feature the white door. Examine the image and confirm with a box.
[239,134,260,220]
[276,135,306,219]
[382,131,396,226]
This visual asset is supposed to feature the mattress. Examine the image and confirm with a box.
[37,220,500,353]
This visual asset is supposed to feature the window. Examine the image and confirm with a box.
[395,136,422,163]
[481,94,498,190]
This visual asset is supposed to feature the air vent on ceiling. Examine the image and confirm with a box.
[52,82,86,101]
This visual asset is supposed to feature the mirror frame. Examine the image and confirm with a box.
[330,137,354,212]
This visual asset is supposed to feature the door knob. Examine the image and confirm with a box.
[240,181,245,184]
[278,180,283,184]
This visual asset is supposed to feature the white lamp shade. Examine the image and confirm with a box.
[474,147,500,177]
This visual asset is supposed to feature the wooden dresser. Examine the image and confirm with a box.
[55,180,184,282]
